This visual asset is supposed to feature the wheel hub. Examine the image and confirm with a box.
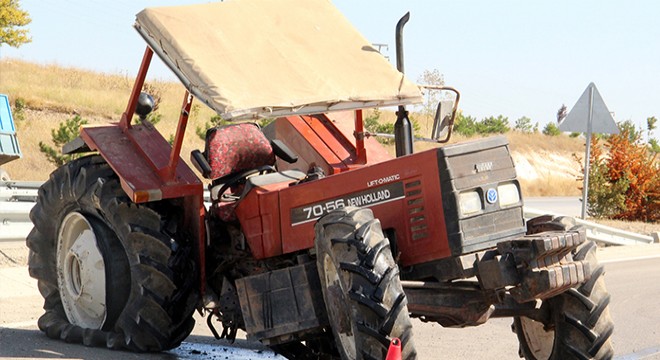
[64,249,83,298]
[57,212,107,329]
[323,254,356,359]
[519,316,555,360]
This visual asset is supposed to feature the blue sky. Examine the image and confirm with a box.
[2,0,659,132]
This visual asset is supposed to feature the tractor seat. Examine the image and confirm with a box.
[198,123,276,181]
[190,122,301,221]
[191,122,299,182]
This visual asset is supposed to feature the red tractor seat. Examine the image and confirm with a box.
[204,123,276,180]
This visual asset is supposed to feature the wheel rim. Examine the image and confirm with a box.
[519,316,555,360]
[57,212,107,329]
[322,254,356,359]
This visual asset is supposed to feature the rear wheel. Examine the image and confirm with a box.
[514,216,614,360]
[315,207,416,360]
[27,155,198,351]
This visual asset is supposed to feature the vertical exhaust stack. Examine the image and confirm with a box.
[394,12,414,157]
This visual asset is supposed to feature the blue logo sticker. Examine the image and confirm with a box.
[486,188,498,204]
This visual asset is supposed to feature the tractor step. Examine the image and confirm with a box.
[234,261,328,344]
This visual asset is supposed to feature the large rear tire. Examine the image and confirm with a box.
[27,155,198,351]
[315,207,416,360]
[514,216,614,360]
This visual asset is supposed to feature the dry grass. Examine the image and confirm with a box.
[0,58,217,121]
[0,59,220,181]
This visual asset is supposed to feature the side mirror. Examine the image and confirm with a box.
[135,92,154,120]
[423,86,460,143]
[431,100,454,141]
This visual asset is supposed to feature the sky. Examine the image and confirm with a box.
[1,0,659,132]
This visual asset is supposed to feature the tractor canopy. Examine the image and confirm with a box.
[135,0,423,120]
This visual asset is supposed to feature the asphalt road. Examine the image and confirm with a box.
[2,246,660,359]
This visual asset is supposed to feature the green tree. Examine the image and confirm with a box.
[12,97,26,121]
[542,122,561,136]
[258,117,275,128]
[364,108,381,132]
[453,113,477,136]
[363,109,420,145]
[584,155,629,219]
[617,120,641,143]
[514,116,533,133]
[645,116,659,153]
[196,114,229,140]
[39,115,89,166]
[476,115,509,134]
[647,116,657,135]
[0,0,31,48]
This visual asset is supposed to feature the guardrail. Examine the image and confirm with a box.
[0,202,34,242]
[1,181,656,245]
[0,181,40,242]
[0,180,40,202]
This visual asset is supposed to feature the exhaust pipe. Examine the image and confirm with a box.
[394,12,413,157]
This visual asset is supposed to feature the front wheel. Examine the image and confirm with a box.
[315,207,416,360]
[27,156,198,351]
[514,216,614,360]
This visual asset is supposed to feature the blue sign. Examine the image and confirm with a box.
[486,188,498,204]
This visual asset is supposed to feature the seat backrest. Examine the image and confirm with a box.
[205,123,275,180]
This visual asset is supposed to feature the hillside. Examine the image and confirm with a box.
[1,59,585,197]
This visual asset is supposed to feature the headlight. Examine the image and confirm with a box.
[498,183,520,207]
[459,191,482,216]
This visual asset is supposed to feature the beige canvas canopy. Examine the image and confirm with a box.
[135,0,423,120]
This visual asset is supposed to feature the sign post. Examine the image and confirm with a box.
[559,83,618,219]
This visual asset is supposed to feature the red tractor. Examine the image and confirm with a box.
[27,1,613,359]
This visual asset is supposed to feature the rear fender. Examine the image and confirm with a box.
[78,122,207,297]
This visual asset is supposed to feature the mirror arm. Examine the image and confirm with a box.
[421,85,461,143]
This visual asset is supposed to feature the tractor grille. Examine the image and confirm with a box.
[437,136,526,255]
[405,178,428,241]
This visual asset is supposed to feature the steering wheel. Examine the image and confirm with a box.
[215,165,277,199]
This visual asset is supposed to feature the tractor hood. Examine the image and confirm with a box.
[135,0,423,120]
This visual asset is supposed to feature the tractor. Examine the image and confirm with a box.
[27,1,613,359]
